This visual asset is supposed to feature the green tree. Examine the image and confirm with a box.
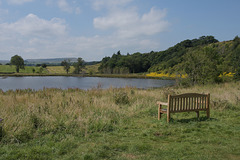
[73,58,85,74]
[39,67,43,74]
[184,47,219,85]
[41,63,47,68]
[232,45,240,79]
[10,55,25,73]
[61,60,71,74]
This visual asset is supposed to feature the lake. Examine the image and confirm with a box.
[0,76,175,91]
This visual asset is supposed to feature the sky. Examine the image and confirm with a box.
[0,0,239,61]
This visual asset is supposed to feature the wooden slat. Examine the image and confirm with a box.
[184,97,186,110]
[196,97,198,109]
[200,97,202,109]
[180,97,182,111]
[174,98,177,111]
[192,97,194,110]
[176,98,179,111]
[188,97,190,110]
[204,97,206,109]
[194,97,198,109]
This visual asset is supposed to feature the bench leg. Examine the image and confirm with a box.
[167,113,170,123]
[196,111,199,119]
[158,104,161,120]
[206,108,210,119]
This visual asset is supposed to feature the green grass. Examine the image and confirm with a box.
[0,65,48,74]
[47,66,74,74]
[0,64,151,79]
[0,82,240,159]
[0,64,100,75]
[46,63,100,75]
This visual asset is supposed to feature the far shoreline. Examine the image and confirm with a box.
[0,73,175,80]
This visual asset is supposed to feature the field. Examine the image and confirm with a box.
[0,64,150,79]
[0,65,48,74]
[0,64,100,75]
[47,63,100,74]
[0,82,239,159]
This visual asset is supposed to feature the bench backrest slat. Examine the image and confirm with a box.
[168,93,209,112]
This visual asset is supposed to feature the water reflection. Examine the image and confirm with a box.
[0,76,175,91]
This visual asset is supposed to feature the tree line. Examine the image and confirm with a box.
[61,58,85,74]
[98,35,240,85]
[8,55,85,74]
[98,36,219,74]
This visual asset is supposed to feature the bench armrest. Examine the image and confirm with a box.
[157,101,168,106]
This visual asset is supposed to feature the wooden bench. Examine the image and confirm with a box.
[157,93,210,122]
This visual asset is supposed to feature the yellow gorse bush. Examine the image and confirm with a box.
[146,72,187,78]
[219,72,235,78]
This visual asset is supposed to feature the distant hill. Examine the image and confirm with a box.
[0,60,9,64]
[24,58,78,66]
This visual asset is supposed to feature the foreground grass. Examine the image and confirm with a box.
[0,82,240,159]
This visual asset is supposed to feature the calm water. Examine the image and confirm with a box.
[0,76,175,91]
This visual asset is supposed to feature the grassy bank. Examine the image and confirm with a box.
[0,65,48,74]
[0,73,150,79]
[0,82,240,159]
[0,64,154,79]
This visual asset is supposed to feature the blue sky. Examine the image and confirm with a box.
[0,0,239,61]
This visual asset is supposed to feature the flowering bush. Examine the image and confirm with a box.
[146,72,187,79]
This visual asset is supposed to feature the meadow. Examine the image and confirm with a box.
[0,64,99,76]
[46,64,100,75]
[0,82,239,159]
[0,65,48,74]
[0,64,149,79]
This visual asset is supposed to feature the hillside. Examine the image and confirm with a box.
[98,35,240,84]
[24,58,78,66]
[0,60,9,65]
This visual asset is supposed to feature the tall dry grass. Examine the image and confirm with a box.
[0,81,239,143]
[0,87,160,143]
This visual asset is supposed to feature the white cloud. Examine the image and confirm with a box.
[55,0,81,14]
[0,5,167,61]
[75,7,81,14]
[92,0,133,10]
[0,8,8,21]
[57,0,73,13]
[0,14,69,59]
[0,14,66,38]
[94,7,169,38]
[7,0,34,5]
[0,13,160,61]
